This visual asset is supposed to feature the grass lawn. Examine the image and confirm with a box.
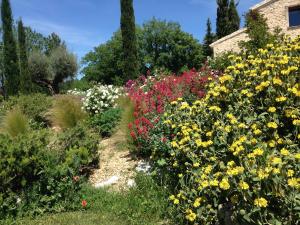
[2,175,171,225]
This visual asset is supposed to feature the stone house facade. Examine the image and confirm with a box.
[210,0,300,56]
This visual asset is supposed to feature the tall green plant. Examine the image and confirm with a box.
[18,19,32,94]
[203,18,215,58]
[216,0,229,39]
[227,0,240,34]
[1,108,29,137]
[1,0,20,96]
[240,10,279,52]
[49,95,86,130]
[120,0,139,81]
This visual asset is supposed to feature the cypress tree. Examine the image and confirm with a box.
[203,18,215,58]
[120,0,138,82]
[227,0,240,34]
[1,0,20,96]
[18,19,32,94]
[216,0,229,39]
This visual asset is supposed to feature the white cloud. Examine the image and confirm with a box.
[23,18,102,48]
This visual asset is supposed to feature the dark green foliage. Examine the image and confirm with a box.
[45,33,65,56]
[89,108,122,137]
[49,47,78,93]
[208,51,233,71]
[141,19,204,74]
[82,19,204,84]
[227,0,240,34]
[0,130,85,218]
[1,0,20,96]
[203,18,215,58]
[240,10,282,52]
[120,0,139,82]
[28,47,78,94]
[0,121,100,218]
[60,79,91,92]
[216,0,229,39]
[52,122,99,166]
[25,27,47,53]
[18,20,32,94]
[0,93,53,128]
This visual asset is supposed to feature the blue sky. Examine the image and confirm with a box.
[11,0,261,61]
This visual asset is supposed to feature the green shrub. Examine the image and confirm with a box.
[149,37,300,224]
[0,93,52,128]
[1,108,29,137]
[0,128,94,218]
[89,108,122,137]
[51,122,99,170]
[208,51,232,71]
[49,95,86,130]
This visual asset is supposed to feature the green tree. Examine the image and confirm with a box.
[227,0,240,34]
[239,10,281,52]
[203,18,215,58]
[50,47,77,93]
[28,47,77,94]
[216,0,229,39]
[120,0,139,82]
[18,19,32,94]
[82,19,204,84]
[25,27,47,53]
[45,33,65,56]
[1,0,20,96]
[141,19,203,73]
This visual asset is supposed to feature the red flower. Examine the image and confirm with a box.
[82,200,87,208]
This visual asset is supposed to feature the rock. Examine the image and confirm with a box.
[136,160,151,173]
[94,175,119,188]
[127,179,136,187]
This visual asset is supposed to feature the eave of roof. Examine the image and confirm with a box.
[210,28,247,47]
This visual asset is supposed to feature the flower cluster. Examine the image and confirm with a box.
[149,37,300,224]
[82,85,123,114]
[127,67,218,156]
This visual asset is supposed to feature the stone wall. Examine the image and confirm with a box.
[211,0,300,56]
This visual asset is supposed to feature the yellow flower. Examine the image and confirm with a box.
[173,198,180,205]
[275,96,287,102]
[210,179,219,187]
[287,169,294,177]
[239,181,249,190]
[219,178,230,190]
[206,131,213,137]
[272,157,282,165]
[185,210,197,222]
[254,198,268,208]
[267,122,278,129]
[257,169,269,180]
[293,119,300,126]
[253,129,262,135]
[193,198,202,208]
[253,148,264,156]
[280,148,290,156]
[273,77,283,85]
[268,107,276,113]
[193,162,200,168]
[209,106,221,112]
[295,153,300,159]
[288,178,299,188]
[169,195,175,201]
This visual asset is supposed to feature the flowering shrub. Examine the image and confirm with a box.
[150,37,300,224]
[81,85,123,115]
[127,67,218,156]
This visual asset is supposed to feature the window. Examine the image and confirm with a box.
[289,6,300,27]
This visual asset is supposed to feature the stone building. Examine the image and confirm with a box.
[210,0,300,56]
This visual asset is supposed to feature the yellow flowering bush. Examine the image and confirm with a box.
[151,37,300,224]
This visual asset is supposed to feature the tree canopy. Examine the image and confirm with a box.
[82,18,204,85]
